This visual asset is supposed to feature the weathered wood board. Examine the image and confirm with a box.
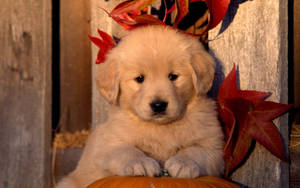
[290,125,300,188]
[91,0,127,126]
[0,0,52,187]
[291,0,300,186]
[209,0,289,187]
[60,0,92,132]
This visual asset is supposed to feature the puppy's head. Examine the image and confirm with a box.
[97,26,215,124]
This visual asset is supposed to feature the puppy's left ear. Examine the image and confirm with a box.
[96,59,120,105]
[189,44,215,95]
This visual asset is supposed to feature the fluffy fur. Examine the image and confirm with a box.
[56,25,224,188]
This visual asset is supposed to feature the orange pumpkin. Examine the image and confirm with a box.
[87,176,239,188]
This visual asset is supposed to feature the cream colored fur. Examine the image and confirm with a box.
[56,25,224,188]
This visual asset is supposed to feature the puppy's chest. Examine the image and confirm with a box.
[136,138,177,162]
[135,129,194,162]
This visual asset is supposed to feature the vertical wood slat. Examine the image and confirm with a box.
[91,0,127,127]
[209,0,289,187]
[54,0,92,183]
[291,0,300,187]
[0,0,52,187]
[60,0,91,132]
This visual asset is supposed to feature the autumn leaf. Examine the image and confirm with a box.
[173,0,230,33]
[218,65,292,177]
[174,0,190,26]
[248,101,292,161]
[217,65,270,106]
[163,3,176,23]
[113,14,166,30]
[126,14,166,28]
[218,65,269,138]
[111,0,156,16]
[218,103,235,137]
[222,98,254,176]
[110,0,165,30]
[108,0,230,35]
[88,29,116,64]
[205,0,230,30]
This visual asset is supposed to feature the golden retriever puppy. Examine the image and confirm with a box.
[56,25,224,188]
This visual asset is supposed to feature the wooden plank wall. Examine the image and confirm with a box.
[59,0,91,132]
[91,0,126,127]
[209,0,289,187]
[290,0,300,187]
[54,0,92,183]
[0,0,52,187]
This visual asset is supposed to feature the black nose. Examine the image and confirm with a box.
[150,100,168,114]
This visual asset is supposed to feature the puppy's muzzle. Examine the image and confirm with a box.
[150,100,168,114]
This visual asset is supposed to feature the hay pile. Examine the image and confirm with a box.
[53,129,90,149]
[290,124,300,149]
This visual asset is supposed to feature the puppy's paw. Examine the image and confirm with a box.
[121,157,161,177]
[165,155,205,178]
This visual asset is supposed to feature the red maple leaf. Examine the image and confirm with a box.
[111,0,154,16]
[218,65,292,177]
[173,0,190,26]
[176,0,230,31]
[204,0,230,30]
[108,0,230,35]
[115,14,166,30]
[88,29,116,64]
[110,0,165,30]
[218,65,270,137]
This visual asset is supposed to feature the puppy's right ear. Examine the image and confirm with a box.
[189,44,215,95]
[97,60,120,105]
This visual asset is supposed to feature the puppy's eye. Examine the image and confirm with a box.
[168,73,178,81]
[135,75,144,83]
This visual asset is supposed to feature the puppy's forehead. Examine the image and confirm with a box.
[117,26,191,68]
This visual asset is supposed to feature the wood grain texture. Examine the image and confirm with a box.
[209,0,289,187]
[290,128,300,188]
[60,0,92,132]
[91,0,127,127]
[0,0,52,187]
[291,0,300,186]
